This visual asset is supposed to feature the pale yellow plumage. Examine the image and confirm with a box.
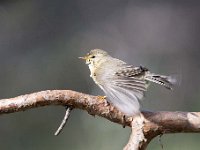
[80,49,175,116]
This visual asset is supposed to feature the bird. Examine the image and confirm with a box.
[79,49,176,116]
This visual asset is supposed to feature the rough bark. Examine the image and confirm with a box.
[0,90,200,150]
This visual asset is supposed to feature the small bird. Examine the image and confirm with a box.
[80,49,176,116]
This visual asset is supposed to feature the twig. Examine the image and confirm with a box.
[54,106,73,136]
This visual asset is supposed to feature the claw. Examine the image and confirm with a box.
[97,95,107,101]
[97,96,109,106]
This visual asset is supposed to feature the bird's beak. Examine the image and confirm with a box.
[79,56,88,60]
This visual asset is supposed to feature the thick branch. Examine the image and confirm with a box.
[124,115,146,150]
[0,90,200,149]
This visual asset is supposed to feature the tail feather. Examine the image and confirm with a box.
[145,73,176,90]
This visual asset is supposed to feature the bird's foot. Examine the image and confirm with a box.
[97,96,109,106]
[97,95,107,101]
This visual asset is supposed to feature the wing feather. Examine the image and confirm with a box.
[100,65,148,116]
[102,84,140,115]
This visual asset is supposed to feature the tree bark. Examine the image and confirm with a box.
[0,90,200,150]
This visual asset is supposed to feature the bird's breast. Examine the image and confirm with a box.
[88,64,99,83]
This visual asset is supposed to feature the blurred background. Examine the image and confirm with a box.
[0,0,200,149]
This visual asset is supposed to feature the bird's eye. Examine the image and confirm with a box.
[91,55,96,58]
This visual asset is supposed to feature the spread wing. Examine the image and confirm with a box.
[101,65,149,116]
[114,66,149,98]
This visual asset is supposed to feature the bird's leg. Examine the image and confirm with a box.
[97,95,107,100]
[97,96,109,106]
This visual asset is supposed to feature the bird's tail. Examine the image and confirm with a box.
[145,73,177,90]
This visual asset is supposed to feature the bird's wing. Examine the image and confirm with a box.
[115,65,148,78]
[113,65,149,96]
[101,65,149,116]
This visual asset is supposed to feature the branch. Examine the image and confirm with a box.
[123,115,146,150]
[54,106,73,136]
[0,90,200,150]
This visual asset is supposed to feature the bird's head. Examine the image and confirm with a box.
[79,49,109,65]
